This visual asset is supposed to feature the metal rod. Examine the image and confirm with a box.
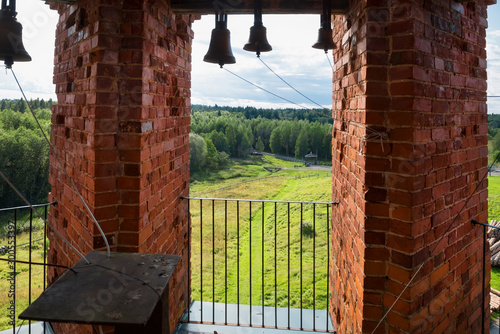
[300,203,303,330]
[0,202,56,212]
[225,200,228,325]
[249,201,252,327]
[237,201,240,326]
[43,207,48,334]
[262,201,265,328]
[326,204,330,332]
[287,202,291,330]
[313,203,316,331]
[482,224,486,334]
[43,205,47,291]
[13,210,17,334]
[212,199,215,324]
[29,208,33,334]
[200,199,203,322]
[187,198,191,323]
[471,220,500,230]
[274,202,278,329]
[182,196,336,205]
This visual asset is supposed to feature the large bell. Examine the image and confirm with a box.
[0,7,31,68]
[312,26,336,53]
[203,14,235,68]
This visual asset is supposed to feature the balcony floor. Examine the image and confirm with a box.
[175,301,335,333]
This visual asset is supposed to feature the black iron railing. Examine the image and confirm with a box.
[0,202,54,333]
[182,197,335,332]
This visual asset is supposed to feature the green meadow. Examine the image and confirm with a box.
[189,156,333,310]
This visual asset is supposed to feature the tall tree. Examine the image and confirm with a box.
[295,129,310,159]
[270,127,282,154]
[189,133,207,171]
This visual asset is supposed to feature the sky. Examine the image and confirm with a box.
[1,1,500,111]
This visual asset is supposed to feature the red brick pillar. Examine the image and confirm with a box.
[331,0,491,333]
[47,1,194,333]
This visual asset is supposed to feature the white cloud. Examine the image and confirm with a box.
[9,2,500,114]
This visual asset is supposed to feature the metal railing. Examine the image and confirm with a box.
[0,203,53,333]
[183,197,336,332]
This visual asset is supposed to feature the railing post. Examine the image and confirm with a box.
[472,219,488,334]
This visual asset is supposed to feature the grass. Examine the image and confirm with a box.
[0,227,48,330]
[490,177,500,292]
[0,157,331,330]
[189,157,332,310]
[490,177,500,223]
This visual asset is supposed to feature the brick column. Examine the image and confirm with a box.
[331,0,491,333]
[47,1,194,333]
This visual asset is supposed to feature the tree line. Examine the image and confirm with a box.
[190,108,332,172]
[0,98,54,113]
[0,100,335,207]
[192,104,332,124]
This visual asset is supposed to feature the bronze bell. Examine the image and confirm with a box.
[312,0,336,53]
[0,2,31,68]
[203,13,236,68]
[312,26,336,53]
[243,0,272,56]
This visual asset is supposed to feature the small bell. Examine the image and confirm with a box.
[203,13,236,68]
[0,1,31,68]
[312,0,336,53]
[243,0,272,56]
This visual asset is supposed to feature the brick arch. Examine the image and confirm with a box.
[45,0,491,333]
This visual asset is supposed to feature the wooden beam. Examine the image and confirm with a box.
[171,0,348,15]
[41,0,348,14]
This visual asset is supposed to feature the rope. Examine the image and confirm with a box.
[223,67,313,111]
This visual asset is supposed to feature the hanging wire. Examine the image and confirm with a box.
[0,169,90,263]
[223,67,318,112]
[256,54,391,148]
[8,68,111,259]
[258,57,330,110]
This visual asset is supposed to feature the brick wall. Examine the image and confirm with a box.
[330,0,491,332]
[47,1,194,332]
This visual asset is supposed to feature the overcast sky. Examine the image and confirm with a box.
[2,1,500,112]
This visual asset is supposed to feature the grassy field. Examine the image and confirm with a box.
[0,157,331,330]
[0,225,47,330]
[490,177,500,291]
[3,158,500,327]
[190,156,333,310]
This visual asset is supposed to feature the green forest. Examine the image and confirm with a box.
[190,105,333,172]
[3,97,500,209]
[0,101,332,208]
[0,99,52,209]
